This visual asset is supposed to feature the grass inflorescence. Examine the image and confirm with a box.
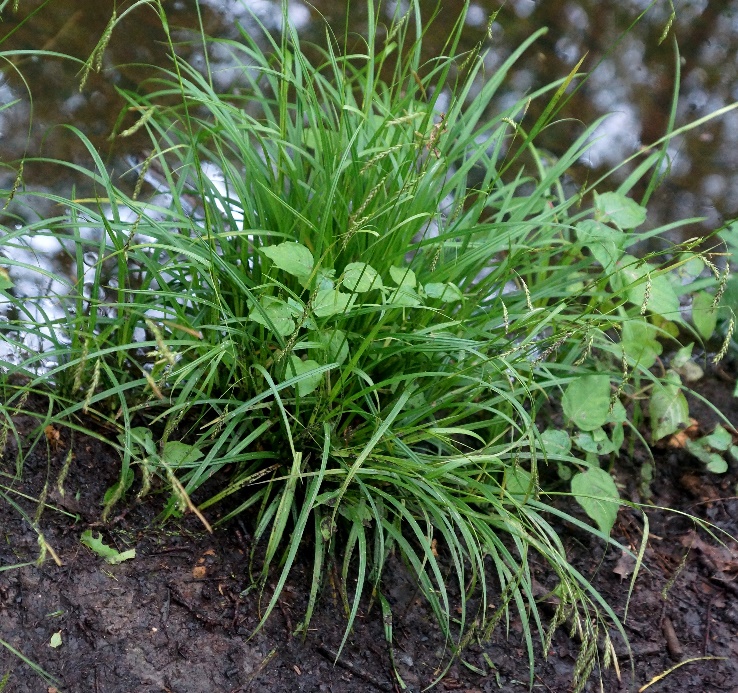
[0,0,735,689]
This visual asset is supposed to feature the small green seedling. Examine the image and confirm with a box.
[80,530,135,564]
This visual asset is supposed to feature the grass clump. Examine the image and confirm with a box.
[0,0,734,688]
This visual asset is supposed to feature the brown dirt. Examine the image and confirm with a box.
[1,366,737,693]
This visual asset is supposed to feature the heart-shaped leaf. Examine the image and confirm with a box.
[649,375,689,442]
[562,375,610,431]
[260,242,314,279]
[595,191,646,229]
[342,262,382,293]
[286,356,323,396]
[571,467,620,535]
[313,289,353,317]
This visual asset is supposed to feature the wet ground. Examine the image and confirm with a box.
[1,360,737,693]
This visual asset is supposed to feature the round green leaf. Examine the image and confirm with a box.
[260,242,314,279]
[249,296,296,336]
[562,375,611,431]
[539,428,571,457]
[315,328,349,365]
[571,467,620,535]
[649,379,689,442]
[286,356,323,396]
[706,455,728,474]
[313,289,353,317]
[621,318,662,369]
[386,285,422,307]
[389,265,417,289]
[503,467,535,503]
[691,291,717,340]
[619,264,680,318]
[162,441,204,468]
[703,424,732,452]
[425,282,463,302]
[342,262,382,292]
[575,219,624,269]
[594,191,647,229]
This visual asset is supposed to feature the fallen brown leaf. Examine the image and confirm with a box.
[613,550,635,580]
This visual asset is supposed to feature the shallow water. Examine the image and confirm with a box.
[0,0,736,321]
[2,1,736,218]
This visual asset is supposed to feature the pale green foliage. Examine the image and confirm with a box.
[80,530,136,564]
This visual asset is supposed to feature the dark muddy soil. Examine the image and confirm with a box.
[1,367,737,693]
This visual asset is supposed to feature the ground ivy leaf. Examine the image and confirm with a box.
[81,530,136,564]
[575,428,617,455]
[618,258,680,318]
[571,467,620,536]
[286,356,323,396]
[389,265,417,289]
[539,428,571,457]
[314,328,349,365]
[162,441,204,467]
[562,374,610,431]
[649,378,689,442]
[425,282,463,302]
[687,438,728,473]
[503,467,535,503]
[595,191,647,229]
[575,219,624,270]
[120,427,156,456]
[703,424,732,452]
[607,400,628,425]
[342,262,382,292]
[691,291,717,340]
[260,242,314,278]
[313,288,353,317]
[386,285,422,307]
[248,296,296,336]
[730,445,738,462]
[672,343,694,368]
[621,318,662,369]
[705,455,728,474]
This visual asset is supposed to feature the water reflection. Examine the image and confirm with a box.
[0,0,736,306]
